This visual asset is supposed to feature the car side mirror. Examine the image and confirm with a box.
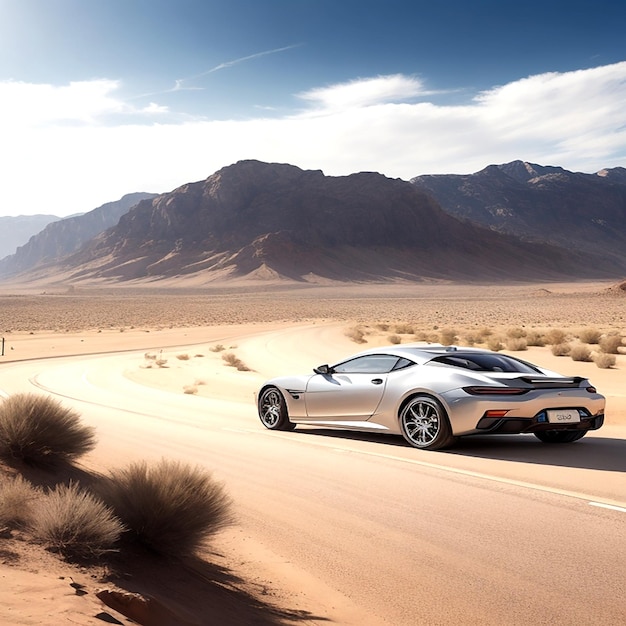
[314,364,332,375]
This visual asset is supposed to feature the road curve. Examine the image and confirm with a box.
[1,323,625,625]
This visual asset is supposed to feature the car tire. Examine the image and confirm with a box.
[534,430,587,443]
[399,395,455,450]
[258,387,296,431]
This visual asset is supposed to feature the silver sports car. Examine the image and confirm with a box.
[257,344,605,450]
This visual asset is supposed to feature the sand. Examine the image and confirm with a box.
[0,281,624,625]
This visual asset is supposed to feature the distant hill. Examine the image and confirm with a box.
[0,192,157,277]
[7,160,622,287]
[0,214,62,260]
[410,161,626,267]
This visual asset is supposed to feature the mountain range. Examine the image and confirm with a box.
[1,160,624,285]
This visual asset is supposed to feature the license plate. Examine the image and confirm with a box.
[547,409,580,424]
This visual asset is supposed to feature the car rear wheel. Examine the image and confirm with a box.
[534,430,587,443]
[258,387,296,431]
[399,395,455,450]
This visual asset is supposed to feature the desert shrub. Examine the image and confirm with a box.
[387,334,401,345]
[345,326,367,344]
[506,327,527,339]
[486,337,503,352]
[461,334,476,346]
[176,353,190,361]
[30,482,123,560]
[98,460,233,557]
[577,328,602,344]
[393,323,414,335]
[374,323,389,332]
[544,329,567,345]
[570,344,592,362]
[439,328,458,346]
[0,394,96,466]
[593,353,616,369]
[222,353,251,371]
[525,331,546,347]
[209,344,225,353]
[599,333,624,354]
[0,475,40,529]
[505,337,527,351]
[144,352,157,360]
[413,331,439,343]
[183,385,198,395]
[476,327,494,342]
[551,343,571,356]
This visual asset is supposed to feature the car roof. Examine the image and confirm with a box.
[345,343,493,365]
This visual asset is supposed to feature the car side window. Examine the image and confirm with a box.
[333,354,401,374]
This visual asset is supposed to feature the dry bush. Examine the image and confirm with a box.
[387,334,401,345]
[0,475,40,529]
[551,343,571,356]
[593,353,616,369]
[476,327,494,342]
[30,482,123,560]
[345,326,367,344]
[570,344,592,362]
[506,327,527,339]
[144,352,157,360]
[544,329,567,345]
[176,353,190,361]
[505,337,527,351]
[98,459,233,557]
[461,334,476,346]
[222,352,251,371]
[599,333,624,354]
[577,328,602,344]
[183,385,198,395]
[525,331,546,347]
[374,323,389,332]
[439,328,458,346]
[487,337,503,352]
[0,394,96,467]
[393,323,414,335]
[413,331,439,343]
[209,344,226,353]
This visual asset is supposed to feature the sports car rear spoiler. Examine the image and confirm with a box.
[519,376,585,388]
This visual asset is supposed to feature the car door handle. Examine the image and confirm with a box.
[371,378,383,385]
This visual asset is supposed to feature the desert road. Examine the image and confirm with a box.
[1,323,625,625]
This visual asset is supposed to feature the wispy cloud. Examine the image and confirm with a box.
[131,44,302,100]
[182,44,302,82]
[296,74,438,112]
[1,62,625,216]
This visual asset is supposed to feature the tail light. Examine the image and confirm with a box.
[586,386,597,393]
[463,386,529,396]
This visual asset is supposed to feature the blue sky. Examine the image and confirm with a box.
[1,0,625,216]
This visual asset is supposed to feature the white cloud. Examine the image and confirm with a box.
[1,62,625,216]
[295,74,429,112]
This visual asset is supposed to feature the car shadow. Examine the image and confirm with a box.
[292,427,626,473]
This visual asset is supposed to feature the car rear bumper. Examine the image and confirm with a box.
[475,413,604,434]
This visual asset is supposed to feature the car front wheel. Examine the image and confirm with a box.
[399,395,455,450]
[534,430,587,443]
[258,387,296,431]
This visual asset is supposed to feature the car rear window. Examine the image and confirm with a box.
[429,354,541,373]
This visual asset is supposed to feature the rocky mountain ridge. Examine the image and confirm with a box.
[0,193,157,277]
[410,160,626,265]
[7,160,621,286]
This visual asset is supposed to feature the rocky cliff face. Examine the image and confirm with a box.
[0,214,61,260]
[33,160,621,284]
[411,161,626,266]
[0,192,157,277]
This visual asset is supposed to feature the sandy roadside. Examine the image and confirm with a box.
[0,301,624,625]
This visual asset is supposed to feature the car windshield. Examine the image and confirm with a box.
[429,353,542,373]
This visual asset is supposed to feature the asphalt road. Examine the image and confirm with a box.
[1,324,625,625]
